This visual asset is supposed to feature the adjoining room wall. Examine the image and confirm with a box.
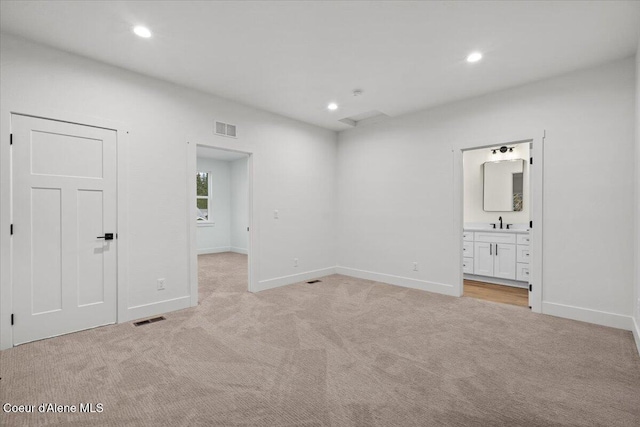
[0,34,337,347]
[463,142,530,225]
[230,157,249,253]
[196,157,231,254]
[337,57,636,330]
[634,41,640,351]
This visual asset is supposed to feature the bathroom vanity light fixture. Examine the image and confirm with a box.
[491,146,514,154]
[133,26,152,38]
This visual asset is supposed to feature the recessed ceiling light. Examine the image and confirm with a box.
[466,52,482,63]
[327,103,338,111]
[133,26,152,38]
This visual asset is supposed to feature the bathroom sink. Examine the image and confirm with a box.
[463,227,529,233]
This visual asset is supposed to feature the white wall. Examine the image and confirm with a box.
[634,42,640,351]
[463,142,529,225]
[196,157,231,254]
[230,157,249,253]
[0,34,337,348]
[338,57,636,329]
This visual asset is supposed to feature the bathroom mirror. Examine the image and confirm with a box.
[483,159,524,212]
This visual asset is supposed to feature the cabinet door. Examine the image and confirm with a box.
[474,242,494,277]
[494,243,516,280]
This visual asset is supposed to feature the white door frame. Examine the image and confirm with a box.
[187,141,257,299]
[0,107,130,350]
[452,131,544,313]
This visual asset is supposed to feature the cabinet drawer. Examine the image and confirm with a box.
[463,241,474,257]
[463,257,474,274]
[474,232,516,244]
[517,245,530,264]
[516,263,530,281]
[517,234,531,245]
[462,231,474,242]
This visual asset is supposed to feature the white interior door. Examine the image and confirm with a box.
[12,115,117,345]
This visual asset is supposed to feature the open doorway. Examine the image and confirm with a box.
[195,145,250,298]
[461,141,532,307]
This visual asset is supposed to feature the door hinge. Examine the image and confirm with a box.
[11,314,14,325]
[10,133,13,145]
[529,284,532,292]
[247,227,249,231]
[529,220,533,228]
[530,157,533,165]
[10,224,13,235]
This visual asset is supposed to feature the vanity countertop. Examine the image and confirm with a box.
[464,227,529,234]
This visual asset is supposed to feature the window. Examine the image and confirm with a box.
[196,172,211,222]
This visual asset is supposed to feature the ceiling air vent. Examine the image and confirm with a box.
[214,121,238,138]
[339,110,389,127]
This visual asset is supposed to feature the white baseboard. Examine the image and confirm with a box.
[230,247,247,254]
[255,267,337,292]
[633,316,640,356]
[197,246,231,255]
[336,266,457,296]
[542,301,634,331]
[124,296,191,323]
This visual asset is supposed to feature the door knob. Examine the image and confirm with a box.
[97,233,114,241]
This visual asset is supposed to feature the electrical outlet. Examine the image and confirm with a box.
[157,278,165,290]
[413,262,418,271]
[274,210,279,219]
[293,258,298,268]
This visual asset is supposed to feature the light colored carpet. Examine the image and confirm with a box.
[1,252,639,426]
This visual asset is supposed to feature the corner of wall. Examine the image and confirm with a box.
[634,40,640,355]
[254,266,337,292]
[633,317,640,356]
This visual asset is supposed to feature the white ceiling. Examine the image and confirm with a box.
[196,145,247,161]
[1,1,639,131]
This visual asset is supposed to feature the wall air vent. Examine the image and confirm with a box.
[214,121,238,138]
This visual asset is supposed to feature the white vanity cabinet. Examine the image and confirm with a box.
[464,229,529,285]
[473,241,516,279]
[462,231,474,274]
[515,233,530,281]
